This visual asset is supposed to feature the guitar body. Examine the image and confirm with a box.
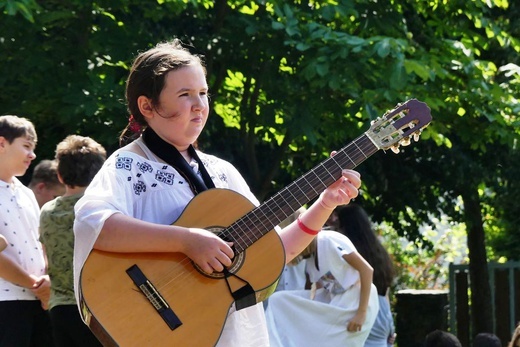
[80,189,285,347]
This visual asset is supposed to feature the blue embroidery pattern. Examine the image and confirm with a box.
[116,157,133,170]
[114,154,197,195]
[137,162,153,173]
[155,171,174,185]
[133,181,146,195]
[219,173,227,182]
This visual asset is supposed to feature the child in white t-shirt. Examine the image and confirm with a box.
[265,229,379,347]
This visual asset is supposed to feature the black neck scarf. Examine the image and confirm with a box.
[142,127,215,195]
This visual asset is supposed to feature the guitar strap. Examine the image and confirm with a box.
[142,127,216,195]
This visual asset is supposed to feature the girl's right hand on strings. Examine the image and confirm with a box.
[182,228,234,274]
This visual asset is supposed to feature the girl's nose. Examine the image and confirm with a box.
[192,95,207,111]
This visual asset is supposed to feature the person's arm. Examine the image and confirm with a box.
[0,253,50,309]
[279,169,361,263]
[342,251,373,332]
[0,253,41,289]
[95,214,234,274]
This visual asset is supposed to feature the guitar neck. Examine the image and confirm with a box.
[228,133,379,252]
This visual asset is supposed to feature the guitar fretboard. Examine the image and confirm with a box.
[225,133,379,253]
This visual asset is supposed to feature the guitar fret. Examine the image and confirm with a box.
[287,185,299,209]
[245,211,266,237]
[237,215,258,245]
[261,198,285,225]
[287,178,309,205]
[259,196,286,230]
[353,141,368,159]
[308,167,334,194]
[240,220,256,245]
[259,199,284,226]
[279,184,300,207]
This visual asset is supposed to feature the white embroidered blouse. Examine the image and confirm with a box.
[73,138,269,347]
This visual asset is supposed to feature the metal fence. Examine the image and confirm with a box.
[449,261,520,346]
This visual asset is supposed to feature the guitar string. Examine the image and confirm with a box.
[150,135,378,294]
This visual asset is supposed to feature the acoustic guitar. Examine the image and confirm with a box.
[79,99,432,346]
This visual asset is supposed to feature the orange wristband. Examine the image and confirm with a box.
[297,216,320,235]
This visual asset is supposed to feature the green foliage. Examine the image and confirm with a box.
[379,215,469,290]
[0,0,39,22]
[484,146,520,261]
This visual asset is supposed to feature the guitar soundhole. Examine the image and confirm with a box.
[192,227,246,279]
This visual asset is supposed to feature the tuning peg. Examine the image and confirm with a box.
[413,132,421,142]
[390,146,400,154]
[400,137,411,146]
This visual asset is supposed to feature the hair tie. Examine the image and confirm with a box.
[128,115,142,133]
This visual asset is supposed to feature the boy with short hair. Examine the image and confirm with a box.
[0,115,54,346]
[40,135,106,347]
[29,159,66,208]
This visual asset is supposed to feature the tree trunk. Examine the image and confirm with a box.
[461,187,494,334]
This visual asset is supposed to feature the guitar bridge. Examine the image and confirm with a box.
[126,264,182,330]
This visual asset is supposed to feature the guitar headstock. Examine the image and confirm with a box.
[365,99,432,153]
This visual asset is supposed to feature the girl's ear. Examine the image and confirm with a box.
[0,136,7,151]
[137,96,154,120]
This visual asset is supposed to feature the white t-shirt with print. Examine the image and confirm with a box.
[0,177,46,301]
[306,229,360,295]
